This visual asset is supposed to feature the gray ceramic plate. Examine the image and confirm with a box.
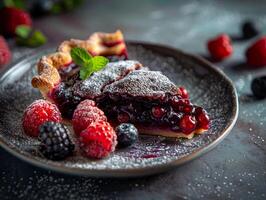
[0,42,238,177]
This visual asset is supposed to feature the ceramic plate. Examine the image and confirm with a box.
[0,42,238,177]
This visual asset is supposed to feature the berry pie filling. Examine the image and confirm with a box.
[25,31,213,160]
[102,40,124,47]
[32,29,210,139]
[47,60,210,137]
[49,65,81,118]
[96,93,209,135]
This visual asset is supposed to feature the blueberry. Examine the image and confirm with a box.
[251,76,266,99]
[115,123,138,147]
[242,21,259,39]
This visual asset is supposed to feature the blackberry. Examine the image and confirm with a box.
[251,76,266,99]
[167,112,182,126]
[242,21,259,39]
[137,111,151,123]
[115,123,138,147]
[52,83,81,119]
[38,121,75,160]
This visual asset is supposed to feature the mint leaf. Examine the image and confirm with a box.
[16,26,47,47]
[91,56,109,71]
[51,3,62,14]
[70,47,109,80]
[27,31,47,47]
[4,0,25,9]
[15,25,31,39]
[79,60,93,80]
[70,47,92,67]
[79,57,109,80]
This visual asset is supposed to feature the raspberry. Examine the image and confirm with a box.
[75,99,96,110]
[0,7,32,36]
[22,99,62,137]
[79,120,117,159]
[207,34,233,61]
[72,100,106,135]
[246,37,266,67]
[0,36,11,65]
[115,123,138,147]
[39,122,75,160]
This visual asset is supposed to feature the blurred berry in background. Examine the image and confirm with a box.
[29,0,84,17]
[0,0,85,66]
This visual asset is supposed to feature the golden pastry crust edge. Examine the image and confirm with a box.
[31,30,126,97]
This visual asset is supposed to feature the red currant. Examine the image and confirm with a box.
[180,115,196,134]
[195,108,210,129]
[117,112,130,123]
[152,106,166,118]
[178,87,189,99]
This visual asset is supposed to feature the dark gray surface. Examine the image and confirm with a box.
[0,0,265,199]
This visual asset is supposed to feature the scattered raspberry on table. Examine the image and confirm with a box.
[246,37,266,67]
[0,7,32,36]
[207,34,233,61]
[0,36,11,65]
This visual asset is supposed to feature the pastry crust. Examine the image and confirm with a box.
[32,30,127,98]
[57,30,126,55]
[138,126,207,139]
[31,31,209,139]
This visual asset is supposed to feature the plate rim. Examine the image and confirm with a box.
[0,41,239,177]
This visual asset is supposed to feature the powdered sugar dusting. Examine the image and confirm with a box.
[103,70,179,98]
[0,44,237,176]
[73,60,142,99]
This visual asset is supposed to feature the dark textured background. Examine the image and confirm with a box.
[0,0,265,199]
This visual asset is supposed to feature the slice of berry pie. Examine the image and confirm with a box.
[32,31,209,139]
